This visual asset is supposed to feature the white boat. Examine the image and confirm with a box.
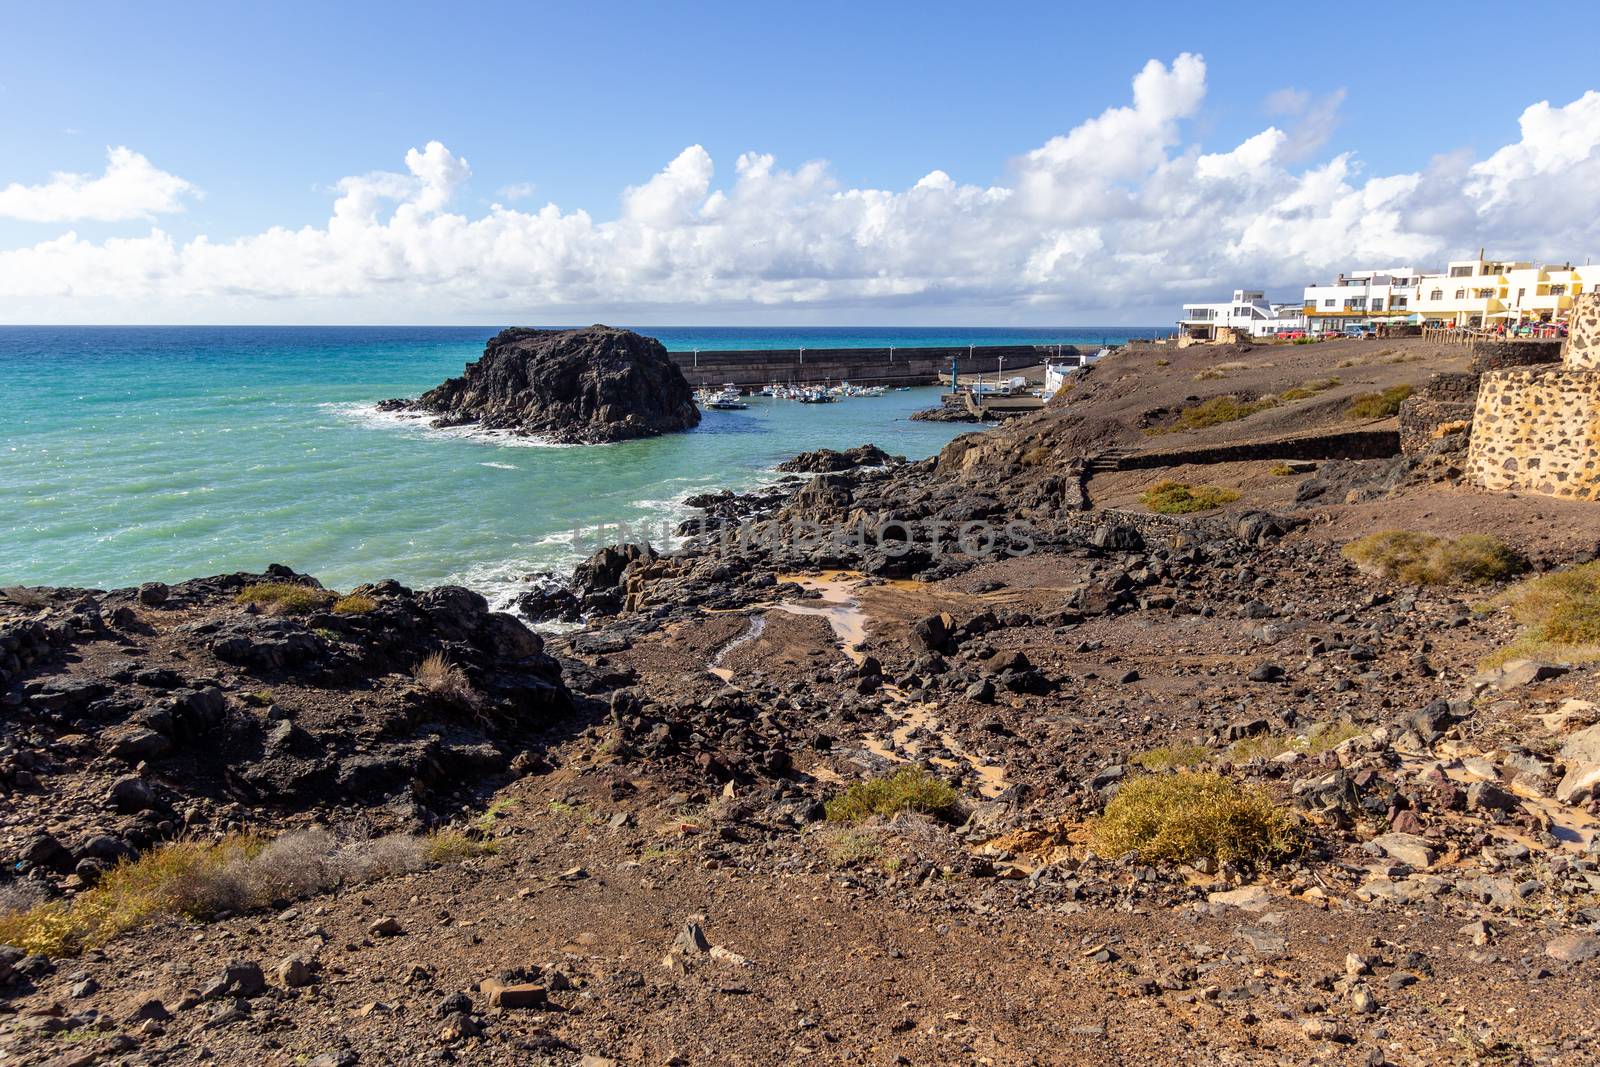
[705,384,748,410]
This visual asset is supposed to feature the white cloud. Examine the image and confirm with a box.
[0,146,198,223]
[496,181,537,202]
[3,58,1600,323]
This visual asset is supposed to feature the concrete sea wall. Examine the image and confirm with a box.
[668,344,1074,389]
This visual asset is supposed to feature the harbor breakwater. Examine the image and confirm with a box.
[668,344,1079,388]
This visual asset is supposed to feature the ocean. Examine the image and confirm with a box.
[1,325,1155,609]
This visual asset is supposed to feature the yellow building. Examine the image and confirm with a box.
[1413,256,1590,327]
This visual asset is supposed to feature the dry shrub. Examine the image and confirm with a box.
[413,652,475,705]
[825,767,961,824]
[1141,481,1240,514]
[0,829,474,958]
[1149,395,1278,435]
[1277,377,1341,401]
[1092,772,1300,869]
[1343,530,1527,586]
[332,594,377,615]
[1345,384,1413,420]
[235,582,335,615]
[1227,721,1364,762]
[1134,743,1210,771]
[1480,562,1600,668]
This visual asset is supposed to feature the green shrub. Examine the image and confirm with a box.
[1268,463,1298,476]
[1141,481,1241,514]
[1091,772,1300,868]
[1345,384,1413,419]
[825,767,961,824]
[1150,395,1277,434]
[332,593,377,615]
[235,582,334,614]
[1342,530,1527,586]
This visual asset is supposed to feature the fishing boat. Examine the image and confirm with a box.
[705,385,748,410]
[796,387,835,404]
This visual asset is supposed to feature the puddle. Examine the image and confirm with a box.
[776,572,1011,800]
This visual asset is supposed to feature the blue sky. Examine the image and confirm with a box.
[3,1,1600,323]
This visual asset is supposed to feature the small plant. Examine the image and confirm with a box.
[1268,463,1298,476]
[825,767,961,824]
[1091,772,1300,868]
[1134,743,1210,771]
[1479,561,1600,669]
[1342,531,1528,586]
[1227,721,1364,762]
[1276,377,1341,402]
[1345,384,1413,420]
[1141,481,1241,514]
[474,798,515,833]
[412,652,475,705]
[235,582,334,615]
[822,828,884,867]
[1154,358,1171,367]
[1149,394,1278,435]
[332,593,377,615]
[1193,368,1228,381]
[424,830,498,863]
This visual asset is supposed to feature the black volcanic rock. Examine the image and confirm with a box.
[400,325,700,444]
[775,444,902,474]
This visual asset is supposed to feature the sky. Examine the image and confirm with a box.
[3,0,1600,325]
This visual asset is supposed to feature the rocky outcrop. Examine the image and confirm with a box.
[775,444,902,473]
[390,325,700,444]
[0,566,574,867]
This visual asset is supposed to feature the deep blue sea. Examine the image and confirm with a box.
[0,325,1156,608]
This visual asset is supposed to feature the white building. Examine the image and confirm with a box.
[1301,267,1425,334]
[1178,289,1305,339]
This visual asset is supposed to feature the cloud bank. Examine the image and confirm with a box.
[3,55,1599,323]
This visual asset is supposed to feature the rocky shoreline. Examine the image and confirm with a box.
[8,334,1600,1064]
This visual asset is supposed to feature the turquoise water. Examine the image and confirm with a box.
[0,326,1150,605]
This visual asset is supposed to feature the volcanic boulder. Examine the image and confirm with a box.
[399,325,700,445]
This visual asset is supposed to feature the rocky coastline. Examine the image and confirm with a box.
[8,334,1600,1063]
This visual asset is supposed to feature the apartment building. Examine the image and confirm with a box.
[1178,289,1306,339]
[1301,267,1424,334]
[1413,256,1590,327]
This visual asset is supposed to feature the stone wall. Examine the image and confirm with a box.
[1466,368,1600,499]
[1567,294,1600,370]
[1466,291,1600,499]
[1468,339,1565,373]
[1399,372,1479,457]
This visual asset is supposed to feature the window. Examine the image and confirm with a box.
[1324,299,1335,307]
[1551,284,1567,296]
[1454,289,1466,300]
[1430,289,1443,301]
[1392,297,1407,308]
[1449,266,1473,277]
[1371,299,1384,310]
[1477,288,1495,299]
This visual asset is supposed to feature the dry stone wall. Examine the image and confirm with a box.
[1466,293,1600,499]
[1466,368,1600,499]
[1567,294,1600,371]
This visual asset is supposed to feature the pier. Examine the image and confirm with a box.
[667,343,1079,389]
